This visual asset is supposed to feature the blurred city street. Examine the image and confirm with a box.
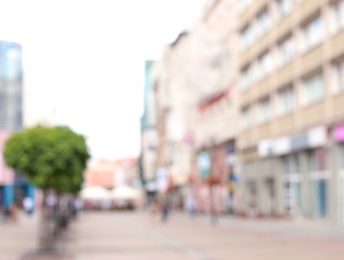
[2,211,344,260]
[3,1,344,259]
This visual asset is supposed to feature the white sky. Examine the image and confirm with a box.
[0,0,207,159]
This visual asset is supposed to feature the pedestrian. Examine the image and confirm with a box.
[149,198,160,223]
[73,198,83,218]
[5,203,18,223]
[161,198,170,222]
[186,197,196,219]
[22,196,34,216]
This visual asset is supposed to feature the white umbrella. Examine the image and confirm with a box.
[110,185,140,200]
[80,186,110,200]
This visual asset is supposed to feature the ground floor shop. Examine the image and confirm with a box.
[195,140,239,214]
[238,125,344,225]
[0,182,36,210]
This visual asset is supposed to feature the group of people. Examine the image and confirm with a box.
[149,196,197,222]
[149,196,170,222]
[0,196,34,223]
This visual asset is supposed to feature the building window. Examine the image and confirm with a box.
[240,0,252,12]
[256,52,272,81]
[276,0,293,19]
[330,0,344,35]
[241,25,253,50]
[332,60,344,94]
[277,36,294,68]
[301,16,324,53]
[258,99,271,123]
[278,87,294,115]
[241,107,251,130]
[302,73,324,106]
[256,8,271,38]
[241,66,252,90]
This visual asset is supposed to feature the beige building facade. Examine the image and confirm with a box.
[238,0,344,224]
[147,0,344,224]
[192,0,240,214]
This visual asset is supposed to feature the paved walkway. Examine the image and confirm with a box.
[0,213,39,260]
[1,211,344,259]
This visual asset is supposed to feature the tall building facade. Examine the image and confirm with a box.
[0,41,35,211]
[237,0,344,224]
[147,0,241,212]
[147,0,344,225]
[140,60,158,199]
[0,41,23,130]
[192,0,240,215]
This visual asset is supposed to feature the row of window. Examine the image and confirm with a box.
[240,0,344,52]
[240,0,294,14]
[242,86,295,129]
[240,5,344,91]
[240,0,294,49]
[241,60,344,129]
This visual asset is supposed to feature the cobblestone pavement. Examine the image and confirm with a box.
[1,211,344,259]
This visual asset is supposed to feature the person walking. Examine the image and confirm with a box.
[161,197,170,222]
[186,197,196,219]
[23,196,34,216]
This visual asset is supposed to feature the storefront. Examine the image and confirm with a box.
[258,126,329,220]
[333,124,344,225]
[196,141,236,214]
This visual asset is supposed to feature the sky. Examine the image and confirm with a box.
[0,0,207,160]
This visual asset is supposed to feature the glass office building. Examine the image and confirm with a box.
[0,41,33,212]
[0,41,23,130]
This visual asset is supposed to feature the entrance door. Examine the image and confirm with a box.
[317,180,327,218]
[282,154,301,215]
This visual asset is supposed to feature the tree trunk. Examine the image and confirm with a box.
[39,189,55,251]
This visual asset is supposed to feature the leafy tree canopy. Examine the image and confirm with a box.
[4,125,90,194]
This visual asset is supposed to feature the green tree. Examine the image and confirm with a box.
[4,125,90,251]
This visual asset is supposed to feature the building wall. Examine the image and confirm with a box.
[84,159,117,188]
[0,41,36,210]
[237,0,344,224]
[141,60,158,183]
